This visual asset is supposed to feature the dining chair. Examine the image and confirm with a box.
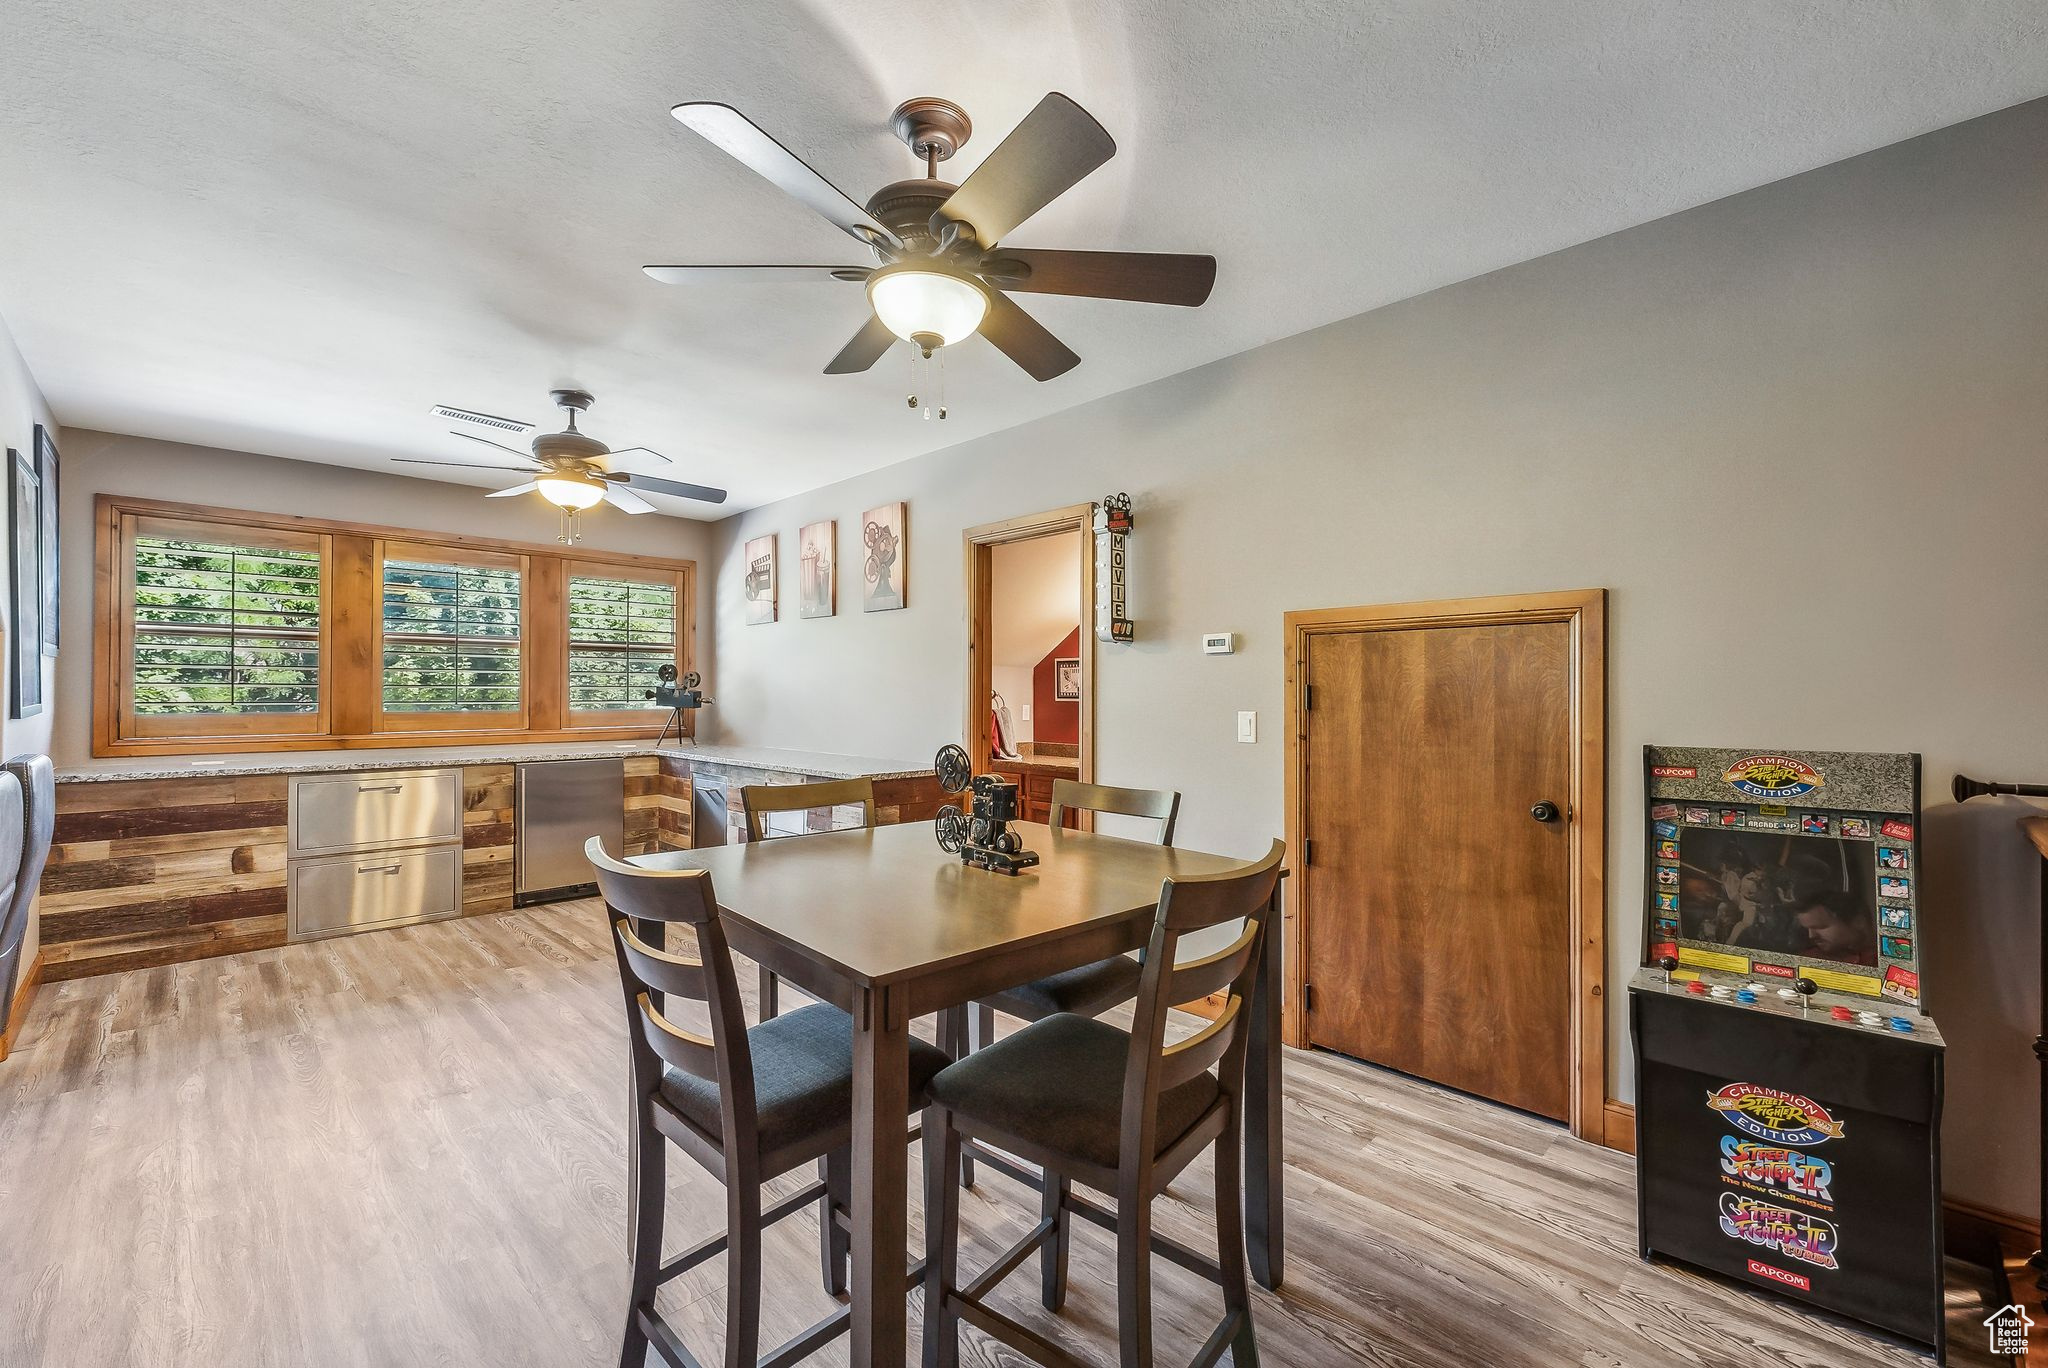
[738,778,876,1020]
[975,780,1179,1030]
[920,838,1286,1368]
[586,838,952,1368]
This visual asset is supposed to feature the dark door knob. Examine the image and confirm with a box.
[1530,801,1560,823]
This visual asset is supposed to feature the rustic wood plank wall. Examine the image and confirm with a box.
[655,753,693,851]
[43,776,290,982]
[461,765,515,916]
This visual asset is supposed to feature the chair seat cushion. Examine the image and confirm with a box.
[983,953,1143,1022]
[660,1003,952,1157]
[926,1012,1221,1172]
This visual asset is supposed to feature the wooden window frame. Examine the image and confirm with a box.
[562,559,689,729]
[374,540,531,734]
[118,513,333,741]
[94,494,697,757]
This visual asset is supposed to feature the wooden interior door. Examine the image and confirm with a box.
[1302,620,1574,1120]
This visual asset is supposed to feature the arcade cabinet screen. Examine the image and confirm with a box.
[1675,828,1879,968]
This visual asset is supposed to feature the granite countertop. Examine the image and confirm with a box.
[55,740,935,784]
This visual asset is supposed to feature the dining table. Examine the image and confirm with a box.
[630,818,1287,1367]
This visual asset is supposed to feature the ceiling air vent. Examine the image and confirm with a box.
[431,405,535,435]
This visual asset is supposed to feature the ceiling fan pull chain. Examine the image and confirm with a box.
[937,350,948,420]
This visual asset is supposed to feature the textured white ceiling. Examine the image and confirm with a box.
[2,1,2044,518]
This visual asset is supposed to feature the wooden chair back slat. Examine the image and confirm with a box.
[1156,996,1242,1091]
[637,991,720,1081]
[740,778,877,841]
[1165,920,1260,1007]
[1048,779,1180,845]
[1118,840,1286,1169]
[616,918,711,999]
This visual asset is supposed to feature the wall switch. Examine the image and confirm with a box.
[1202,633,1236,655]
[1236,711,1257,743]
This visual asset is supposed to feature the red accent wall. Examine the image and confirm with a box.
[1032,628,1081,745]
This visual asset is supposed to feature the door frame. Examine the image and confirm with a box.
[1282,588,1608,1141]
[963,503,1096,784]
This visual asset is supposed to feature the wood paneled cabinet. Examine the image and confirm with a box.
[992,760,1078,827]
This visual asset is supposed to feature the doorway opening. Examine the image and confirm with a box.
[964,504,1095,819]
[1283,589,1608,1142]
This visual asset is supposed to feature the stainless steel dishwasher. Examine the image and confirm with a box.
[516,758,625,905]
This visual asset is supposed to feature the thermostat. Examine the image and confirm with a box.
[1201,633,1236,655]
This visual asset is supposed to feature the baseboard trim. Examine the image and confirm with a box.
[0,950,45,1062]
[1598,1098,2040,1257]
[1601,1099,1636,1155]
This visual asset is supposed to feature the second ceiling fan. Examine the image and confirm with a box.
[647,92,1216,386]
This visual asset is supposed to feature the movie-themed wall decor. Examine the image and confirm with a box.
[743,533,777,625]
[862,501,906,612]
[7,448,41,717]
[34,424,58,654]
[1092,492,1132,643]
[797,519,835,619]
[1629,744,1945,1359]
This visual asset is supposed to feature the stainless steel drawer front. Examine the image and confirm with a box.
[289,845,463,940]
[290,769,462,856]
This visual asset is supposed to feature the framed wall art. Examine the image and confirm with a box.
[9,447,42,716]
[798,519,835,618]
[744,532,777,625]
[862,501,906,612]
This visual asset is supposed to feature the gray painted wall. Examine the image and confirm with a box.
[704,100,2048,1217]
[51,431,718,767]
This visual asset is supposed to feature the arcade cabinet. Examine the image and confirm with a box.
[1630,746,1946,1361]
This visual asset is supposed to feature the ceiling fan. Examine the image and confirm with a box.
[397,389,727,540]
[646,93,1215,396]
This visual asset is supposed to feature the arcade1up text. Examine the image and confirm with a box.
[1629,746,1945,1360]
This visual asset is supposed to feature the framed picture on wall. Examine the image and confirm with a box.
[8,448,42,717]
[744,533,777,625]
[861,501,906,612]
[34,423,58,654]
[1053,657,1080,701]
[797,519,835,618]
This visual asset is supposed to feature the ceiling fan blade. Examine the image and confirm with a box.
[642,264,872,285]
[671,103,900,251]
[824,313,899,375]
[485,481,542,498]
[603,484,657,515]
[395,457,539,472]
[978,291,1080,381]
[604,445,674,466]
[614,472,730,505]
[450,430,542,462]
[977,249,1215,307]
[930,93,1115,248]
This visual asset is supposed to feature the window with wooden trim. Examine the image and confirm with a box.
[379,545,526,726]
[97,496,694,756]
[122,517,328,737]
[567,569,679,715]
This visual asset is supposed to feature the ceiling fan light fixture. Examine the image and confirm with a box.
[535,471,606,511]
[867,265,989,348]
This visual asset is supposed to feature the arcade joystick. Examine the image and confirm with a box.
[1657,954,1678,987]
[1794,976,1818,1016]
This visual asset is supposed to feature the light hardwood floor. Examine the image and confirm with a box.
[0,901,2003,1367]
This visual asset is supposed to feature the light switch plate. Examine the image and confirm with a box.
[1236,711,1257,743]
